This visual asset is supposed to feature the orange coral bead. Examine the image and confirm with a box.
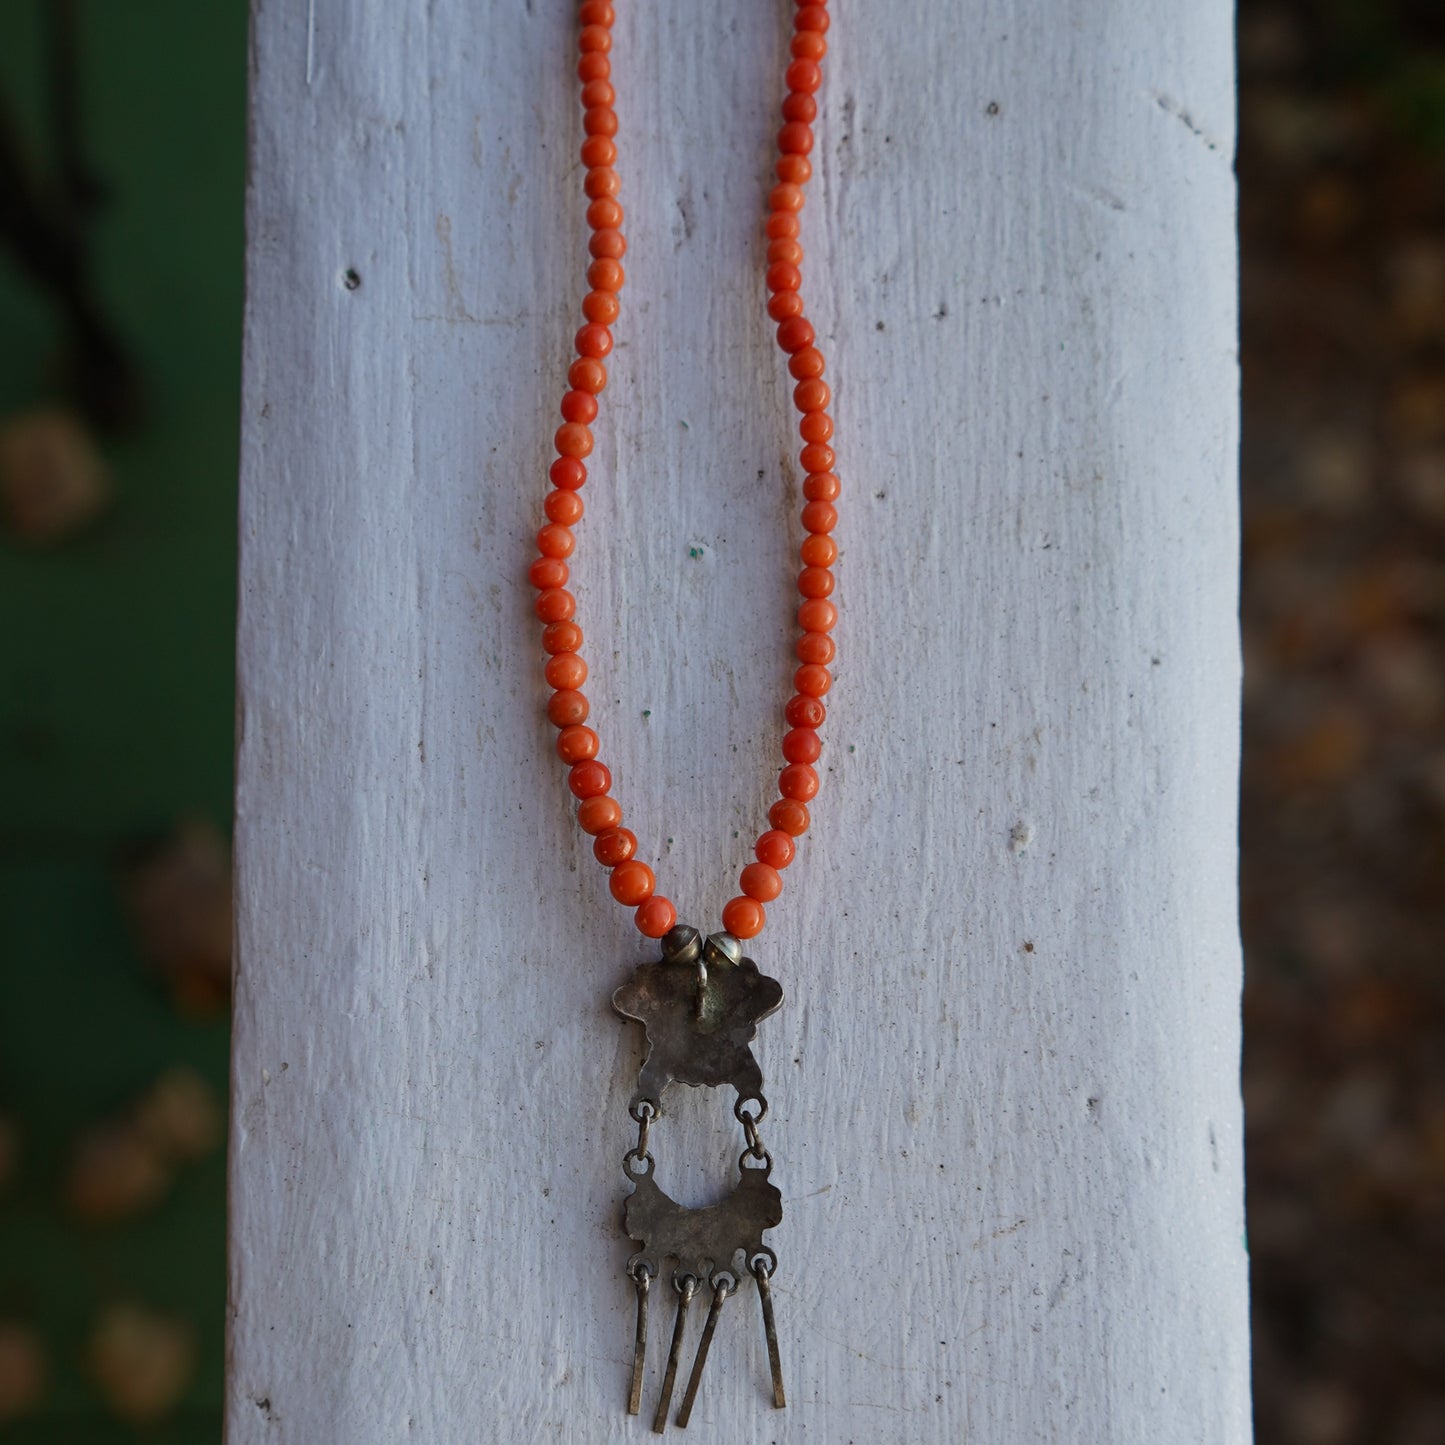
[535,588,576,623]
[583,107,618,137]
[610,860,655,906]
[776,155,812,185]
[776,317,815,353]
[803,471,839,500]
[578,0,614,25]
[542,619,583,654]
[548,689,589,727]
[588,227,626,258]
[795,4,830,32]
[779,763,820,801]
[555,423,594,459]
[797,630,835,665]
[782,91,817,123]
[785,694,825,728]
[768,292,805,323]
[800,442,834,472]
[785,59,822,92]
[800,534,836,566]
[794,664,832,697]
[581,135,617,167]
[767,239,804,266]
[561,390,599,424]
[765,211,801,240]
[794,378,830,412]
[769,183,805,213]
[769,798,811,836]
[578,24,612,53]
[740,862,783,902]
[545,652,587,689]
[722,896,765,939]
[636,896,677,938]
[586,196,623,229]
[577,794,622,834]
[550,456,587,490]
[778,122,814,154]
[569,357,608,394]
[799,411,833,444]
[581,80,615,110]
[583,289,620,324]
[782,727,822,763]
[594,826,637,867]
[537,523,575,559]
[575,323,613,357]
[568,759,612,798]
[798,597,838,632]
[556,724,600,764]
[767,261,802,293]
[798,566,834,598]
[801,499,837,533]
[788,346,825,379]
[584,167,621,199]
[528,556,568,590]
[755,830,796,869]
[577,52,609,82]
[546,489,584,525]
[588,258,625,292]
[791,32,827,61]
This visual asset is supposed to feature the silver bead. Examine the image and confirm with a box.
[660,924,702,966]
[703,931,743,966]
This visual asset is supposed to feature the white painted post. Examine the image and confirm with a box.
[230,1,1248,1441]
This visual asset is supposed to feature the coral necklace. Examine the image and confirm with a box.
[527,1,835,1430]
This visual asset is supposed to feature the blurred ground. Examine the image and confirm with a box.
[1239,3,1445,1442]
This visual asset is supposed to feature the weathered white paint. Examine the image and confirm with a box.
[230,0,1248,1440]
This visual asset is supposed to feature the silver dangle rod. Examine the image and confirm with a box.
[676,1278,731,1428]
[627,1267,650,1415]
[652,1274,696,1434]
[753,1258,786,1408]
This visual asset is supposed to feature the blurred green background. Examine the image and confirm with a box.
[0,2,244,1438]
[0,1,1442,1441]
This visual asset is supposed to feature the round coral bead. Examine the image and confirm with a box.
[786,59,822,92]
[778,121,814,155]
[581,81,616,111]
[581,136,616,167]
[548,689,590,727]
[538,523,575,558]
[798,566,834,598]
[575,324,613,357]
[555,423,594,459]
[740,862,783,902]
[785,694,826,729]
[583,107,618,137]
[594,827,637,867]
[635,896,677,938]
[794,378,830,412]
[577,52,609,82]
[768,292,805,323]
[578,0,614,25]
[560,390,599,424]
[799,411,834,444]
[582,289,620,324]
[800,442,834,473]
[588,227,626,259]
[769,182,805,212]
[584,167,621,199]
[721,896,765,939]
[578,24,612,53]
[791,31,827,61]
[766,261,802,294]
[542,619,583,655]
[803,471,839,500]
[765,211,801,240]
[577,794,622,834]
[776,154,812,185]
[795,4,830,32]
[776,317,816,354]
[782,727,822,764]
[529,556,568,590]
[769,798,811,836]
[788,347,825,380]
[545,489,584,525]
[545,652,587,690]
[796,631,836,665]
[535,588,576,623]
[569,357,608,394]
[556,724,600,764]
[800,534,836,567]
[779,763,820,801]
[755,829,797,869]
[782,91,817,123]
[794,663,832,696]
[801,500,837,533]
[568,759,612,798]
[550,456,587,489]
[610,860,655,906]
[588,258,625,292]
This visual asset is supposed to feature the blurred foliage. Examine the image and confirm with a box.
[0,2,245,1439]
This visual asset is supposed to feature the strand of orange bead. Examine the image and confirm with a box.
[530,0,836,944]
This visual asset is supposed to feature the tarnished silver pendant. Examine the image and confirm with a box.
[612,924,787,1431]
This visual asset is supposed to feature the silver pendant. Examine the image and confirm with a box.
[612,925,787,1430]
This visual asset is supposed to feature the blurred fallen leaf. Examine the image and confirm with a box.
[0,1322,47,1421]
[87,1304,194,1424]
[0,408,111,545]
